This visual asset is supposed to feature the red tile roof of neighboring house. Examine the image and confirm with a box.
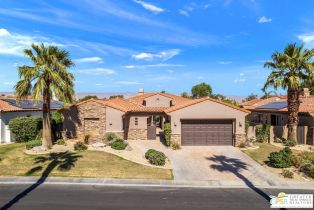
[241,96,314,113]
[0,98,61,112]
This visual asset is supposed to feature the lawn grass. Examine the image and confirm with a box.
[242,143,282,165]
[0,143,173,180]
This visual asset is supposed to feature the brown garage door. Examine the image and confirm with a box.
[181,120,233,146]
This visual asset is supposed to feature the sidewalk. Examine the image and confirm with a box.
[0,176,313,190]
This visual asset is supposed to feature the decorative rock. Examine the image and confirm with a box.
[32,146,47,152]
[91,142,106,148]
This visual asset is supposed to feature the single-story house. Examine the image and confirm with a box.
[0,98,63,143]
[240,88,314,145]
[62,90,249,146]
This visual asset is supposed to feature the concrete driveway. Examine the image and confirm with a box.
[129,141,283,186]
[167,146,282,185]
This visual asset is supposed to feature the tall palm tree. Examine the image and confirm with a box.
[15,43,75,149]
[260,89,278,99]
[264,43,314,144]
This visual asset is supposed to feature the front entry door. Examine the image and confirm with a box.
[147,125,156,140]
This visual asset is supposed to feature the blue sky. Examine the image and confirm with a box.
[0,0,314,96]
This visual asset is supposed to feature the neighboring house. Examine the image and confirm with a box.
[62,90,249,146]
[240,88,314,145]
[0,98,63,143]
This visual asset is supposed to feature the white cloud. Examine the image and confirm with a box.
[78,68,115,75]
[197,76,204,80]
[218,61,232,65]
[239,73,245,76]
[3,81,15,85]
[133,0,164,14]
[115,81,142,85]
[132,49,180,61]
[74,57,103,63]
[124,63,184,69]
[258,16,272,23]
[178,9,190,17]
[167,70,174,73]
[298,33,314,47]
[234,78,246,83]
[0,28,61,56]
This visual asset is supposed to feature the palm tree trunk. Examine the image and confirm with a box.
[42,87,52,149]
[287,87,300,145]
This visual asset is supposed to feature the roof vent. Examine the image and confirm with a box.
[138,88,144,95]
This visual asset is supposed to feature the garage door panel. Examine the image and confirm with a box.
[181,120,233,146]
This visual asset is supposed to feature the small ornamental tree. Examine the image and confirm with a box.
[163,122,172,146]
[9,116,43,142]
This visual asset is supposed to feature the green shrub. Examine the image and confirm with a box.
[103,132,118,145]
[56,139,66,146]
[9,116,42,142]
[255,124,270,143]
[300,164,314,179]
[111,139,127,150]
[145,149,166,166]
[163,122,171,147]
[283,139,296,147]
[171,141,181,150]
[52,111,64,124]
[83,134,91,144]
[269,147,293,168]
[74,142,87,151]
[268,147,293,168]
[292,152,314,168]
[281,169,294,179]
[26,139,42,150]
[239,142,246,148]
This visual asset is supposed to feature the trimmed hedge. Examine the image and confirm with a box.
[111,139,127,150]
[26,139,42,150]
[145,149,166,166]
[163,122,171,147]
[9,116,42,143]
[103,132,118,145]
[74,142,87,151]
[268,147,293,168]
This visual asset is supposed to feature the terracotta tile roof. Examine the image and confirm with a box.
[76,94,249,114]
[76,98,166,113]
[128,92,191,106]
[242,96,314,113]
[165,97,250,113]
[240,97,284,110]
[0,99,23,112]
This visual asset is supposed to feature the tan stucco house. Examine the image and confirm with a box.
[62,91,249,146]
[240,88,314,145]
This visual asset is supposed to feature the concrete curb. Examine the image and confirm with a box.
[0,177,313,190]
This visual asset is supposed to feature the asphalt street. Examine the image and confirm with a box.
[0,184,313,210]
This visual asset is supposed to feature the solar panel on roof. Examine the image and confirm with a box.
[2,99,63,109]
[257,101,288,109]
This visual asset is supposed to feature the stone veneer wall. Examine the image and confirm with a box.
[235,134,246,147]
[61,101,107,142]
[127,129,147,140]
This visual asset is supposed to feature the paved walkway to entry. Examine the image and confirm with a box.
[129,141,286,187]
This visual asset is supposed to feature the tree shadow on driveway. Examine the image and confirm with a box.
[207,155,271,202]
[1,152,82,210]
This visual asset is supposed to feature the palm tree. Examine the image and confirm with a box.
[260,89,278,99]
[15,43,75,149]
[264,43,314,144]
